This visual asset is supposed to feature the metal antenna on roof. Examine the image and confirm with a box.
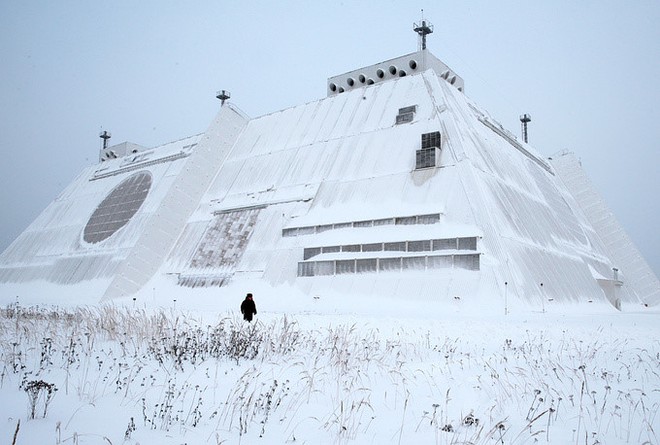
[520,114,531,143]
[99,130,111,149]
[413,10,434,51]
[216,90,231,106]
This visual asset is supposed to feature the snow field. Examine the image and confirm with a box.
[0,303,658,444]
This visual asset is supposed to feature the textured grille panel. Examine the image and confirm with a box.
[416,148,436,169]
[421,131,441,149]
[189,209,260,270]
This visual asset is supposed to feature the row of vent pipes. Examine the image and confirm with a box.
[97,92,533,155]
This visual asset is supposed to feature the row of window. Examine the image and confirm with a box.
[282,213,441,237]
[303,236,478,260]
[297,253,480,276]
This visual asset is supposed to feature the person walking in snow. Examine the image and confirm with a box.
[240,293,257,322]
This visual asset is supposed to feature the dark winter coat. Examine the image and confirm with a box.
[240,297,257,321]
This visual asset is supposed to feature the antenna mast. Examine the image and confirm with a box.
[520,114,531,143]
[413,10,434,51]
[99,130,111,149]
[216,89,231,106]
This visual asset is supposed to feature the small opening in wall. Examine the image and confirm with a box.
[338,87,345,93]
[329,83,337,92]
[399,70,407,77]
[347,77,355,87]
[358,74,366,83]
[389,65,397,75]
[366,79,374,85]
[377,69,385,78]
[409,60,417,69]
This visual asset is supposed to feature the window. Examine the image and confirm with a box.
[396,113,414,124]
[316,224,333,233]
[303,247,321,260]
[418,214,440,224]
[455,254,480,270]
[379,258,402,272]
[403,256,426,270]
[333,222,352,230]
[427,255,453,269]
[433,238,457,250]
[416,147,437,169]
[422,131,441,149]
[336,260,356,274]
[384,242,406,251]
[298,262,315,277]
[315,261,335,275]
[282,228,298,237]
[408,240,431,252]
[395,216,417,225]
[396,105,417,125]
[356,259,378,273]
[458,237,478,250]
[362,243,383,252]
[297,226,315,235]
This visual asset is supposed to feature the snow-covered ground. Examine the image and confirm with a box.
[1,287,658,444]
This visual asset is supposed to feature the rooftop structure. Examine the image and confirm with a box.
[327,49,464,96]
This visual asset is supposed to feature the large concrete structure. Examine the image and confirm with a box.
[1,43,658,308]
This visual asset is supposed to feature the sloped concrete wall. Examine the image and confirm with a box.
[103,106,248,300]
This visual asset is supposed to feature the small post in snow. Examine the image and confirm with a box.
[540,282,545,313]
[504,281,508,316]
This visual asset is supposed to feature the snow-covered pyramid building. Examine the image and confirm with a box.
[1,46,658,309]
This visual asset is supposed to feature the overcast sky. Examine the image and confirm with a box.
[1,1,658,278]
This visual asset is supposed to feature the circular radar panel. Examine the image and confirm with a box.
[83,171,152,244]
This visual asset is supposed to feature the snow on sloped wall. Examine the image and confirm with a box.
[551,152,660,306]
[0,146,191,285]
